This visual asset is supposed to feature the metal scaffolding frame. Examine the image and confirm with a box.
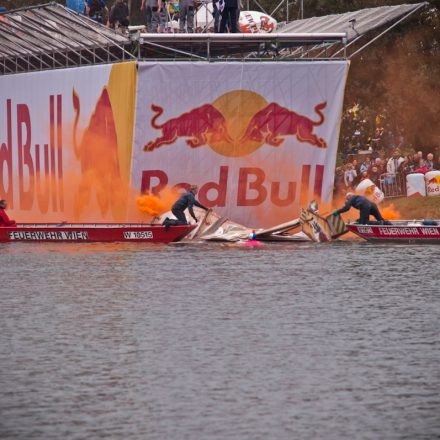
[0,2,429,74]
[0,2,135,75]
[278,2,429,60]
[134,32,347,61]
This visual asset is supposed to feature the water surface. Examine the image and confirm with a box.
[1,241,439,439]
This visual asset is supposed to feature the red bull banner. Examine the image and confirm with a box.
[425,171,440,196]
[0,62,137,222]
[132,61,349,227]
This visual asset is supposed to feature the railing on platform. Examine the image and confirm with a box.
[379,173,406,198]
[134,32,348,61]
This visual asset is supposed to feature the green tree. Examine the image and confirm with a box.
[344,3,440,150]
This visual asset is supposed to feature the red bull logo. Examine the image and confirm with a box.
[240,13,276,33]
[239,101,327,148]
[143,90,327,157]
[364,184,375,195]
[144,103,232,151]
[427,175,440,185]
[426,174,440,194]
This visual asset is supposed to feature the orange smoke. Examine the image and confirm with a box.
[232,152,331,227]
[136,186,180,217]
[72,88,130,222]
[382,203,402,220]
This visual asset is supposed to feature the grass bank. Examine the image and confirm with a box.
[382,196,440,219]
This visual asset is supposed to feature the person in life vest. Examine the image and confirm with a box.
[0,199,16,227]
[333,192,389,225]
[171,185,208,224]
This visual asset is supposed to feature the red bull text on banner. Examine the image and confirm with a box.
[0,62,137,222]
[133,62,349,226]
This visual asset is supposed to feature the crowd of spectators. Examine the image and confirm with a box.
[335,103,440,197]
[81,0,240,33]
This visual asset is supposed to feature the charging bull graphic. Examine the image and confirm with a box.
[239,102,327,148]
[427,175,440,185]
[143,91,328,156]
[72,89,123,220]
[144,104,232,151]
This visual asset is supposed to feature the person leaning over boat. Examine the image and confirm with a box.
[171,185,208,224]
[0,200,16,227]
[333,193,388,225]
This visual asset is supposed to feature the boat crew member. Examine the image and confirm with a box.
[171,185,208,224]
[333,193,387,225]
[0,199,17,227]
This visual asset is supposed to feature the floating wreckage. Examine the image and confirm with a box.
[300,200,348,242]
[153,201,348,243]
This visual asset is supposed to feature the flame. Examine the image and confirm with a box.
[382,203,401,220]
[136,186,180,217]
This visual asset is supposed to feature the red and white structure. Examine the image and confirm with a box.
[347,221,440,244]
[0,223,195,243]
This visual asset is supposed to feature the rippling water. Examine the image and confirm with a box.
[1,241,439,440]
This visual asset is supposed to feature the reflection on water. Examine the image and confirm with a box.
[0,242,439,440]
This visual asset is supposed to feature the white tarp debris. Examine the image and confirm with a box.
[153,200,348,243]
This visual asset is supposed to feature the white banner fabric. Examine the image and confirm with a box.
[132,61,349,227]
[0,62,137,223]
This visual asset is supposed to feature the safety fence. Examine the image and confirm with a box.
[379,173,406,198]
[379,170,440,199]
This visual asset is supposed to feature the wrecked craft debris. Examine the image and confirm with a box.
[152,200,348,244]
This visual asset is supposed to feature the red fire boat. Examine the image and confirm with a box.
[346,220,440,244]
[0,223,195,243]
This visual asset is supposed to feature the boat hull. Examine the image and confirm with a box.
[0,223,195,243]
[347,222,440,244]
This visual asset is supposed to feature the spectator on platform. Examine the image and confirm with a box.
[159,0,168,32]
[85,0,108,24]
[212,0,221,32]
[141,0,161,33]
[359,156,372,174]
[359,170,368,182]
[179,0,195,33]
[415,158,429,174]
[371,127,383,151]
[351,159,359,173]
[220,0,239,33]
[219,0,241,32]
[398,155,413,175]
[109,0,129,28]
[426,153,435,171]
[411,152,420,170]
[344,163,357,189]
[374,157,385,174]
[386,149,404,175]
[368,166,381,186]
